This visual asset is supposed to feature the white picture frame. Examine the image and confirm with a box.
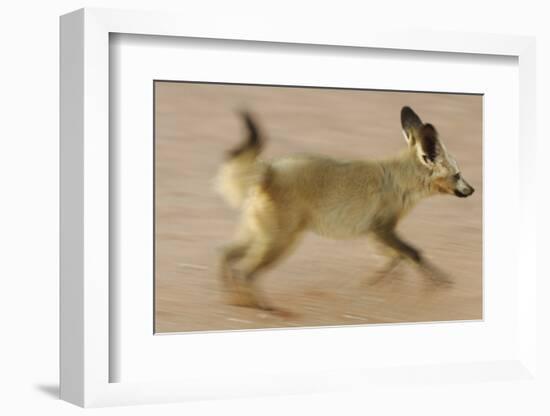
[60,7,538,408]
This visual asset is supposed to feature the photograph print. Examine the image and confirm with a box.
[154,81,482,333]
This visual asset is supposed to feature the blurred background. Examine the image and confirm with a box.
[154,81,482,333]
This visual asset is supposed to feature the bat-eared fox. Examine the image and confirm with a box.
[216,107,475,311]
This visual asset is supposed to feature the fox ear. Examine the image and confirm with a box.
[400,106,423,145]
[416,123,441,167]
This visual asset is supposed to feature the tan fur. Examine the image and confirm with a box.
[216,107,475,310]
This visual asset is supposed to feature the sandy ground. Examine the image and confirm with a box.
[154,82,482,333]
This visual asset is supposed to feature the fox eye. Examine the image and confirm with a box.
[453,173,461,180]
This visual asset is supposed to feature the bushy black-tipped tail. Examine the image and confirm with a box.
[217,111,267,208]
[227,111,264,158]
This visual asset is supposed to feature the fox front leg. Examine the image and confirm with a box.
[367,254,403,285]
[366,235,404,285]
[373,230,453,284]
[416,259,453,284]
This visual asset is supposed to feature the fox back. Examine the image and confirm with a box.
[216,107,474,239]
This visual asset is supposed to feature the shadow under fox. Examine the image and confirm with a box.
[217,107,475,310]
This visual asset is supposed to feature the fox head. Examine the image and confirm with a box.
[400,106,475,198]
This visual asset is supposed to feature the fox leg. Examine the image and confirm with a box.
[231,222,304,310]
[417,259,453,284]
[219,241,250,289]
[368,253,404,285]
[231,242,289,309]
[373,230,452,283]
[365,233,404,285]
[223,186,305,309]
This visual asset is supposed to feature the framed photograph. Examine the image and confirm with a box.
[60,8,538,408]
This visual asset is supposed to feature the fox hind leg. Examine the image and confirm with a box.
[231,241,289,310]
[229,221,304,310]
[219,241,250,288]
[221,184,306,309]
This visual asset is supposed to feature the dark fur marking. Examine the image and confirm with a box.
[419,123,438,162]
[376,230,423,264]
[227,111,263,159]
